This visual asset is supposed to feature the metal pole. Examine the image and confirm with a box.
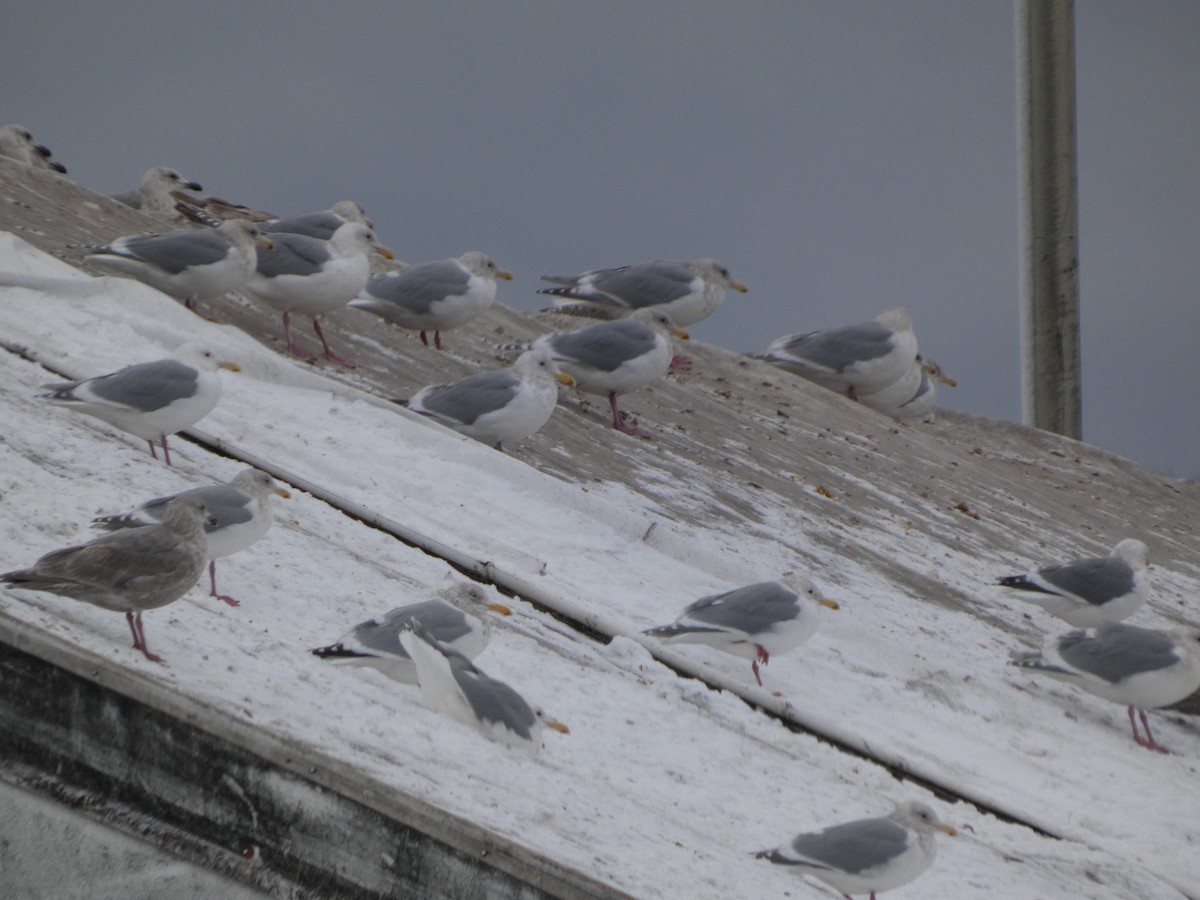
[1016,0,1081,438]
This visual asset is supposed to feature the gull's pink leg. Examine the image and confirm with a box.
[131,612,164,664]
[126,611,142,648]
[419,330,430,347]
[750,644,770,686]
[282,311,317,362]
[209,561,240,607]
[160,436,173,467]
[670,354,691,371]
[312,318,356,368]
[609,393,650,438]
[434,331,444,351]
[1130,707,1170,753]
[146,440,158,460]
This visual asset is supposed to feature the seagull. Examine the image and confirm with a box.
[522,307,690,438]
[858,355,956,422]
[0,124,68,173]
[41,342,238,465]
[350,251,512,349]
[1,495,214,664]
[92,468,290,608]
[399,347,575,451]
[260,200,373,240]
[111,166,203,218]
[996,538,1150,626]
[86,220,273,312]
[243,221,395,367]
[311,583,513,682]
[756,307,919,400]
[538,258,747,327]
[755,800,956,900]
[642,574,838,686]
[1011,622,1200,753]
[398,619,569,748]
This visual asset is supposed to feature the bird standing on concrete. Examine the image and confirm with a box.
[92,468,290,607]
[2,495,214,663]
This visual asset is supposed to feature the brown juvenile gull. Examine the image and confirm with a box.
[398,620,568,748]
[538,258,747,327]
[643,574,838,686]
[1011,622,1200,753]
[0,123,68,173]
[111,166,203,218]
[243,221,395,367]
[996,538,1150,627]
[351,251,512,350]
[87,220,273,312]
[756,307,919,401]
[311,583,513,683]
[2,495,214,663]
[42,342,239,465]
[93,468,290,607]
[755,800,956,900]
[399,346,575,451]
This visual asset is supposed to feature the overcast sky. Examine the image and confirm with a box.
[5,1,1198,477]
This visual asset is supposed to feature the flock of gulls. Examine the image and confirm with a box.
[1,127,1197,898]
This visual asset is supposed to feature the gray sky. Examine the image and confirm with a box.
[6,1,1199,476]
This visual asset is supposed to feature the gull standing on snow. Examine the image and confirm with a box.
[522,307,689,438]
[86,220,273,311]
[538,258,747,327]
[92,468,290,608]
[110,166,203,217]
[642,574,838,686]
[42,342,238,465]
[0,124,68,173]
[243,221,395,367]
[757,307,919,400]
[996,538,1150,626]
[399,347,575,451]
[260,200,373,240]
[1,495,213,664]
[1011,622,1200,753]
[755,800,956,900]
[311,583,513,683]
[351,251,512,350]
[858,355,957,422]
[399,620,568,748]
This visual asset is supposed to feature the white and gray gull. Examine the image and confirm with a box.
[538,258,747,327]
[311,583,513,683]
[351,251,512,349]
[755,800,956,900]
[996,538,1150,626]
[110,166,203,218]
[86,220,273,312]
[93,468,290,608]
[643,574,838,686]
[42,342,238,466]
[1011,622,1200,753]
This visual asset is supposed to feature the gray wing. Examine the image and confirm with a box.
[1057,624,1181,683]
[547,320,657,372]
[1038,557,1134,605]
[450,654,537,739]
[102,231,231,274]
[772,322,895,372]
[46,359,199,412]
[679,582,799,633]
[95,483,253,536]
[261,211,343,240]
[110,189,143,209]
[363,261,471,315]
[784,819,910,875]
[413,371,520,426]
[254,233,331,278]
[352,600,473,658]
[541,261,695,309]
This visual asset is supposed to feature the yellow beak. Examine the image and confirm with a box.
[555,372,576,388]
[219,361,241,373]
[819,598,839,611]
